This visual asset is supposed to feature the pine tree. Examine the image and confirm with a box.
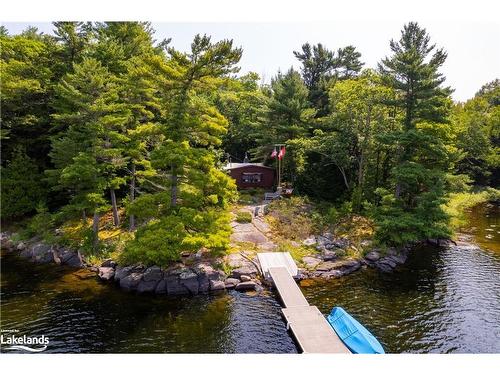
[294,43,363,115]
[49,58,130,247]
[375,22,455,244]
[122,35,242,264]
[53,22,93,68]
[120,56,161,230]
[91,22,156,74]
[267,68,315,141]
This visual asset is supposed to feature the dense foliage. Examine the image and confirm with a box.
[1,22,498,264]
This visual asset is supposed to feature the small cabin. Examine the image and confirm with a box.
[224,162,276,189]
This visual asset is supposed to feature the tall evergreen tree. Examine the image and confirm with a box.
[120,56,161,230]
[123,35,242,264]
[336,45,364,79]
[375,22,455,244]
[49,58,130,247]
[294,42,363,115]
[91,22,156,74]
[266,68,315,141]
[53,22,93,68]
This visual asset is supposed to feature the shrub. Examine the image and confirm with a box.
[22,203,55,240]
[266,196,314,240]
[121,207,232,266]
[372,187,451,246]
[235,211,252,223]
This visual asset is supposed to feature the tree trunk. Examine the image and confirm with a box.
[338,165,349,190]
[92,210,100,250]
[171,164,178,207]
[110,188,120,226]
[129,163,136,231]
[82,209,86,223]
[358,151,364,188]
[395,183,402,198]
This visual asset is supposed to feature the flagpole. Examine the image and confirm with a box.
[277,151,280,188]
[279,148,282,188]
[273,144,285,190]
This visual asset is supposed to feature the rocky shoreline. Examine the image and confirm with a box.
[1,231,460,297]
[0,233,266,296]
[296,232,416,278]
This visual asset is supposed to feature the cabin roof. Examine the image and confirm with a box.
[223,162,274,171]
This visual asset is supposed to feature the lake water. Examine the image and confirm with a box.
[1,202,499,353]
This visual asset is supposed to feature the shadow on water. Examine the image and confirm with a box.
[0,253,296,353]
[1,202,498,353]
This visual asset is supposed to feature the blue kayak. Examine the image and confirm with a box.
[327,307,385,354]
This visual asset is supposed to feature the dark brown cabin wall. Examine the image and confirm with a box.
[228,165,275,189]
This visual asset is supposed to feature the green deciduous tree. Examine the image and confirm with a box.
[325,70,397,211]
[217,72,269,161]
[0,29,56,168]
[452,80,500,186]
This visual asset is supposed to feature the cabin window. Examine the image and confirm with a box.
[242,172,263,183]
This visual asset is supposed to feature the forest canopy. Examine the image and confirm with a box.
[1,22,498,265]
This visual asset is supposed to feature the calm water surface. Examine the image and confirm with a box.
[1,202,499,353]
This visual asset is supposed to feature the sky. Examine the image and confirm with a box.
[4,20,500,102]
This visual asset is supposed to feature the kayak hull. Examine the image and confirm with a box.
[327,307,385,354]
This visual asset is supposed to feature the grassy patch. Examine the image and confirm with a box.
[228,241,258,255]
[264,195,376,260]
[276,241,319,264]
[443,188,500,231]
[237,188,265,205]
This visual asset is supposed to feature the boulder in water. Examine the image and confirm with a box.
[235,281,257,291]
[98,267,115,281]
[120,272,142,291]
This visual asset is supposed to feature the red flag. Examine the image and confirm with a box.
[278,146,286,159]
[270,148,277,158]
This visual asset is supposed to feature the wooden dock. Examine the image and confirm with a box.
[259,253,350,354]
[282,306,350,353]
[268,267,308,308]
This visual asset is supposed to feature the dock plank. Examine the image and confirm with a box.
[258,252,298,279]
[268,267,309,308]
[259,255,350,354]
[282,306,351,354]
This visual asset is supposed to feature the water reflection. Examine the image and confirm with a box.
[1,202,498,353]
[0,254,296,353]
[301,204,500,353]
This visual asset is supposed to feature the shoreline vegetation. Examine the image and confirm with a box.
[1,192,497,296]
[1,22,499,297]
